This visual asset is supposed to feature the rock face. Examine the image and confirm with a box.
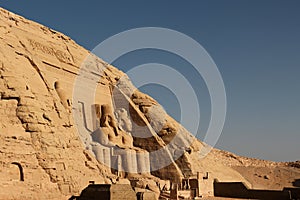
[2,7,298,200]
[0,8,113,199]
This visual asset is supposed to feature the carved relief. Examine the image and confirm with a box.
[54,81,71,111]
[79,101,150,176]
[28,39,73,64]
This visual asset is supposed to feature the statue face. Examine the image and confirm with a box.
[115,108,132,132]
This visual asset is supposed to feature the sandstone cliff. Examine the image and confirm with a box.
[1,7,298,200]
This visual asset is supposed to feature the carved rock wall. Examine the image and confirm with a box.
[0,7,252,199]
[0,8,112,199]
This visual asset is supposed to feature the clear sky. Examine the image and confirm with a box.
[1,0,299,162]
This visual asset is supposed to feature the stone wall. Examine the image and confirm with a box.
[213,180,292,200]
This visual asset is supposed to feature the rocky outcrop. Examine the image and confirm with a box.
[0,8,113,199]
[0,7,257,199]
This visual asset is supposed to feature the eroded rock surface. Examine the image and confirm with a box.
[2,7,298,200]
[0,8,113,199]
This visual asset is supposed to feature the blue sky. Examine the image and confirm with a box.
[1,1,299,162]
